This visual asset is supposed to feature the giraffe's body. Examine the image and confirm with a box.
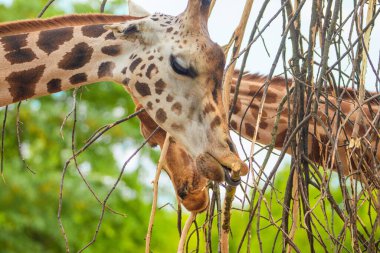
[0,1,250,190]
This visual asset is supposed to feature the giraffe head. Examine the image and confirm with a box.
[106,0,249,182]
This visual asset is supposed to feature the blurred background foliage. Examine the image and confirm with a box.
[0,0,378,252]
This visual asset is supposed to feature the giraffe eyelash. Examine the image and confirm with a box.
[170,55,197,78]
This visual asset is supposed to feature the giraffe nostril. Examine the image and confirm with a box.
[177,183,189,199]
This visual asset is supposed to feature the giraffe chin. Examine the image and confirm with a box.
[180,188,209,213]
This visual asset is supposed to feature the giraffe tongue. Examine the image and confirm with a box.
[223,166,241,186]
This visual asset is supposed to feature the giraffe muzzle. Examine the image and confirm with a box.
[222,166,242,186]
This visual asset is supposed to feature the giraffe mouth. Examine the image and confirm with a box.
[222,166,241,186]
[195,152,244,186]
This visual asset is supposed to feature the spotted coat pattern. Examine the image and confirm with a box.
[0,8,250,193]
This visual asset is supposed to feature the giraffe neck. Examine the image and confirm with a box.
[230,73,380,173]
[0,14,140,106]
[230,74,292,148]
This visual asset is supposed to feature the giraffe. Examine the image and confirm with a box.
[0,0,249,186]
[137,72,380,212]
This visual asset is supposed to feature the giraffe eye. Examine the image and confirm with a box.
[170,55,197,78]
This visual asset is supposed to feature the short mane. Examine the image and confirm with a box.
[232,71,380,105]
[0,14,141,36]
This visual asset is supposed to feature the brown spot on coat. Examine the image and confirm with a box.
[246,85,278,104]
[135,81,151,97]
[58,42,93,70]
[98,61,115,78]
[275,130,288,147]
[155,108,167,123]
[203,103,216,115]
[37,27,73,54]
[230,120,238,130]
[211,116,221,129]
[146,64,158,79]
[249,103,268,117]
[122,78,130,86]
[146,101,153,110]
[155,79,166,95]
[47,79,62,93]
[101,45,121,56]
[167,27,173,32]
[81,24,107,38]
[0,34,27,52]
[105,32,116,40]
[171,102,182,115]
[231,99,242,114]
[69,73,87,85]
[245,123,255,137]
[6,65,45,102]
[129,58,142,73]
[259,121,269,129]
[265,91,278,103]
[166,94,174,102]
[5,48,37,64]
[121,67,128,74]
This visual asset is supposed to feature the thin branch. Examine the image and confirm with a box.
[145,134,171,252]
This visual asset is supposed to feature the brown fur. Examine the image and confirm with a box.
[0,14,141,36]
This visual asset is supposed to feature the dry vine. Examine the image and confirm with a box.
[183,0,380,252]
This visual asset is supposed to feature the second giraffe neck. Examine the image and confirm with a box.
[0,14,140,106]
[230,73,379,171]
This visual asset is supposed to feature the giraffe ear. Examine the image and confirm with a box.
[128,0,150,17]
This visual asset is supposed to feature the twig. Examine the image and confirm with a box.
[177,212,196,253]
[222,0,255,114]
[1,106,8,181]
[100,0,108,13]
[58,89,79,253]
[16,102,34,174]
[145,134,171,253]
[37,0,55,18]
[78,127,160,252]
